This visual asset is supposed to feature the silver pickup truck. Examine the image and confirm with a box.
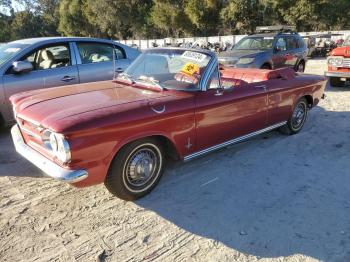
[0,37,140,129]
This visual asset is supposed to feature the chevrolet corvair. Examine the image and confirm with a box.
[10,48,326,200]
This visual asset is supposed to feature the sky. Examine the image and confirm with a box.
[0,0,25,15]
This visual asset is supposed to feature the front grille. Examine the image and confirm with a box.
[17,116,43,142]
[16,116,56,163]
[342,58,350,68]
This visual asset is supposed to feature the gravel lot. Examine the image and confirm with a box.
[1,59,350,262]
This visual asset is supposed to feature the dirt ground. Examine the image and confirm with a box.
[1,59,350,262]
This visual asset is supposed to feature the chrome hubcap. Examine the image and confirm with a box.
[298,63,304,72]
[292,103,306,129]
[126,148,157,187]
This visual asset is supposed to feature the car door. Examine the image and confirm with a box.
[285,36,299,68]
[265,77,303,126]
[194,66,268,152]
[75,42,131,83]
[2,42,79,117]
[272,36,288,69]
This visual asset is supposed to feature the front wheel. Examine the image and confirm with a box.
[280,98,308,135]
[295,61,305,72]
[105,138,165,201]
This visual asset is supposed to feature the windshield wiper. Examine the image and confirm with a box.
[136,75,164,90]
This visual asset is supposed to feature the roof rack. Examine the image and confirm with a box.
[256,25,296,33]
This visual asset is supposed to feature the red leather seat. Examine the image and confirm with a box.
[219,67,295,86]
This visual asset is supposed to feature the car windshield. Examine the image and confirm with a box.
[0,43,29,66]
[120,49,212,90]
[343,36,350,46]
[234,36,274,50]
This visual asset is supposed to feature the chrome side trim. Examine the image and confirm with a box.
[11,125,88,183]
[184,121,287,162]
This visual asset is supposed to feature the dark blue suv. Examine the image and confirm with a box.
[218,26,308,72]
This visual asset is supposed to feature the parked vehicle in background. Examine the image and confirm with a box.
[10,48,326,200]
[325,35,350,87]
[313,33,342,57]
[303,35,316,58]
[218,26,308,72]
[0,37,140,129]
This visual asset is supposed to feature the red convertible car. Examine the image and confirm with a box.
[11,48,326,200]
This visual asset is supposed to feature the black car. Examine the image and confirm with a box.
[218,26,308,72]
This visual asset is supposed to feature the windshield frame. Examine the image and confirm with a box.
[122,47,217,92]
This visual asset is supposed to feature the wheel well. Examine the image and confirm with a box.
[152,135,179,160]
[304,95,313,108]
[261,63,271,69]
[117,135,180,161]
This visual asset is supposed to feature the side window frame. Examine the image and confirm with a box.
[274,36,287,52]
[297,36,305,49]
[6,42,72,75]
[114,44,126,60]
[76,41,123,65]
[206,64,222,90]
[286,36,298,50]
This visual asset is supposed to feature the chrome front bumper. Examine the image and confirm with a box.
[325,71,350,78]
[11,125,88,183]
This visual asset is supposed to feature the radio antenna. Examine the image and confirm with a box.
[112,43,116,80]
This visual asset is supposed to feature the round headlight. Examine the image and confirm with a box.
[55,134,71,163]
[328,56,343,67]
[49,132,58,152]
[42,130,71,163]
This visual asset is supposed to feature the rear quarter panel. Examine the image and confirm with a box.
[267,74,326,125]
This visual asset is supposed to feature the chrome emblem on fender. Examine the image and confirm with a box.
[185,138,193,150]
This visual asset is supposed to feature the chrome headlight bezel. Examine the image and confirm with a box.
[328,56,343,67]
[42,130,71,163]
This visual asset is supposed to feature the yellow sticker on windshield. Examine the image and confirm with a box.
[181,62,200,76]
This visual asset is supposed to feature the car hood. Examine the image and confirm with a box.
[330,45,350,57]
[218,49,268,59]
[11,80,170,132]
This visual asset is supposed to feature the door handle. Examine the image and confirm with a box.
[115,68,123,73]
[255,85,267,91]
[61,76,76,82]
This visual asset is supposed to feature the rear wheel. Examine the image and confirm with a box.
[329,77,344,87]
[105,138,165,201]
[280,98,308,135]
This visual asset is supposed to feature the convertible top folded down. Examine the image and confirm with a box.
[220,66,296,86]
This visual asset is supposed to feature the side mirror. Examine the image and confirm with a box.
[12,61,33,74]
[274,46,281,53]
[209,79,220,89]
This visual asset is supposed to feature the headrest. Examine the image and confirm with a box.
[41,50,54,61]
